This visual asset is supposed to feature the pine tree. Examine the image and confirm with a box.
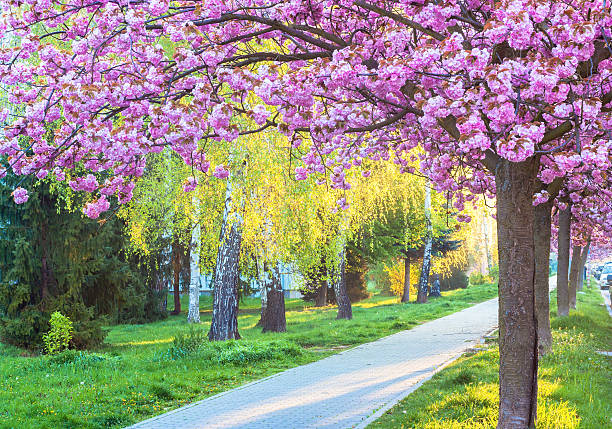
[0,175,166,350]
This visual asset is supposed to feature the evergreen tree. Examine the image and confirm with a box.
[0,175,166,350]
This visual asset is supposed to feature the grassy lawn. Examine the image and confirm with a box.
[369,285,612,428]
[0,283,497,429]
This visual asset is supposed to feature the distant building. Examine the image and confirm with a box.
[195,263,304,299]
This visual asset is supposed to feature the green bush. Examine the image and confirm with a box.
[45,350,121,369]
[157,335,303,364]
[43,312,73,355]
[440,266,469,291]
[165,327,207,359]
[0,308,49,349]
[489,265,499,278]
[469,272,494,286]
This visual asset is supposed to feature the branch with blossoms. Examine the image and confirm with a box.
[0,0,611,219]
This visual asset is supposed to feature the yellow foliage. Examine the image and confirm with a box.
[385,259,420,298]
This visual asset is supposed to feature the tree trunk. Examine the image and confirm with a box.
[568,245,581,310]
[417,182,432,304]
[171,236,181,315]
[157,276,168,313]
[429,273,441,298]
[333,245,352,320]
[262,265,286,333]
[209,177,243,341]
[495,159,538,429]
[187,216,201,323]
[578,240,590,291]
[256,259,268,327]
[557,205,571,317]
[534,200,553,355]
[483,208,493,272]
[401,256,410,303]
[315,279,328,307]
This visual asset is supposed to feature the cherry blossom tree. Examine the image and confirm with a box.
[554,179,612,314]
[1,1,612,427]
[534,164,612,356]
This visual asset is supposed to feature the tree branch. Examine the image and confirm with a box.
[354,1,445,41]
[541,90,612,145]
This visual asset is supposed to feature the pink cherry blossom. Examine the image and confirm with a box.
[212,165,230,179]
[182,176,198,192]
[83,196,111,219]
[12,187,28,204]
[0,3,611,421]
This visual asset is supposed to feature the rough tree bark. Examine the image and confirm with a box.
[557,205,571,317]
[568,245,582,310]
[400,256,410,303]
[187,210,201,323]
[315,279,328,307]
[171,236,181,315]
[332,245,352,320]
[262,264,286,333]
[495,159,538,429]
[577,240,590,291]
[534,200,553,355]
[417,183,432,304]
[208,176,244,341]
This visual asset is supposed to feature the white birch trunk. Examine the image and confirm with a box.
[332,217,352,319]
[417,182,433,303]
[209,171,245,340]
[187,197,201,323]
[256,256,268,326]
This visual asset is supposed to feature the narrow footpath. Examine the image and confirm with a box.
[127,297,499,429]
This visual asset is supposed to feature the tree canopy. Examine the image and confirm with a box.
[1,1,611,427]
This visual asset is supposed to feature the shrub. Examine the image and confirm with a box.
[385,259,419,297]
[489,265,499,278]
[157,335,303,364]
[44,350,121,369]
[440,267,469,291]
[0,308,49,349]
[469,272,494,286]
[165,327,207,359]
[43,312,73,355]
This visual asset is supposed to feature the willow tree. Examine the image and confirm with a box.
[349,159,467,302]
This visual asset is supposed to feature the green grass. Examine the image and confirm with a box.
[166,291,313,315]
[369,285,612,429]
[0,283,497,428]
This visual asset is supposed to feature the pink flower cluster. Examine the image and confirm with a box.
[213,165,230,179]
[0,0,609,239]
[83,196,110,219]
[182,176,198,192]
[12,187,28,204]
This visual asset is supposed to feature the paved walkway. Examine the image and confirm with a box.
[127,297,499,429]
